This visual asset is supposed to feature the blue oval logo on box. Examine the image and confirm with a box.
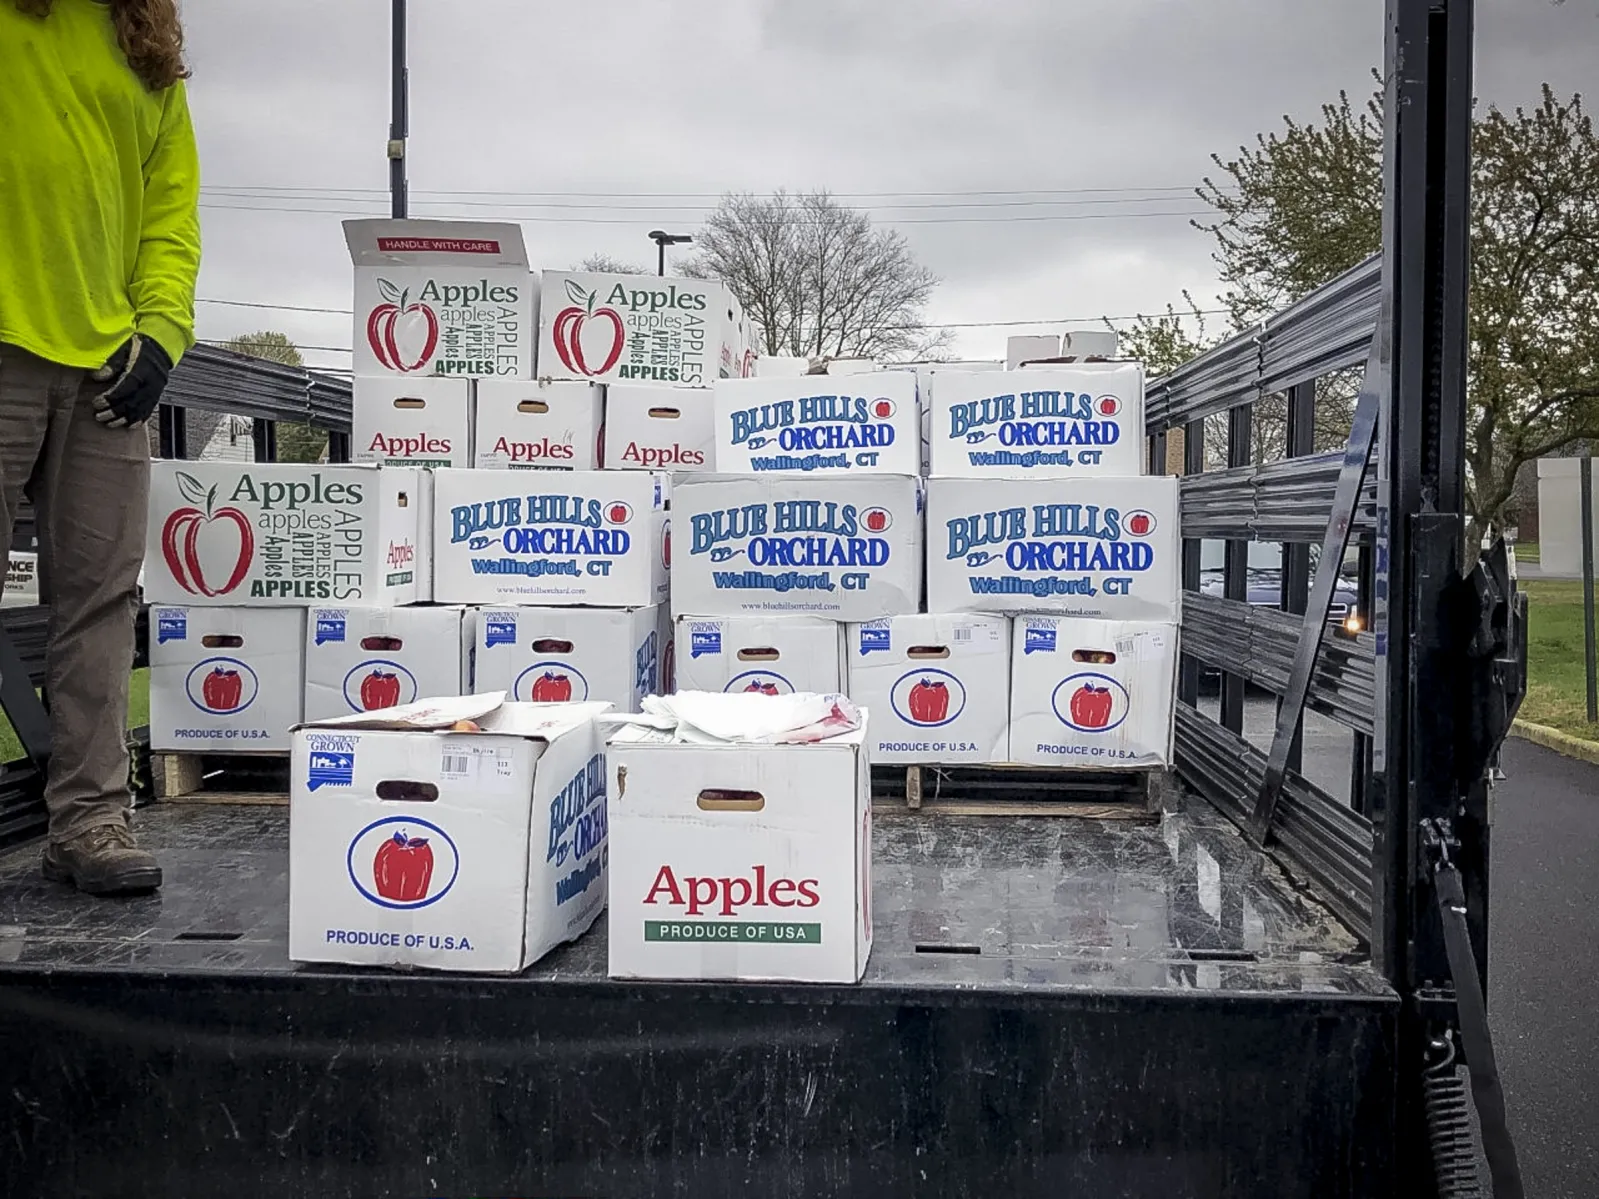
[343,659,418,712]
[514,660,589,702]
[726,669,794,695]
[889,667,966,728]
[185,656,258,715]
[347,815,461,910]
[1051,672,1131,733]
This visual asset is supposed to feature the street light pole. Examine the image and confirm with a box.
[647,230,693,276]
[389,0,409,218]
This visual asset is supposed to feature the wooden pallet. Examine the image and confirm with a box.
[153,752,291,805]
[871,763,1167,818]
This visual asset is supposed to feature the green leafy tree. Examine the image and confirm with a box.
[220,330,327,463]
[1193,80,1599,535]
[1111,292,1216,379]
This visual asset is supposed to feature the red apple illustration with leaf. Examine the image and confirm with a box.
[552,279,625,377]
[1070,683,1115,729]
[906,679,950,724]
[1126,510,1155,537]
[162,471,255,597]
[373,831,434,903]
[744,680,782,696]
[872,399,895,419]
[863,508,891,532]
[360,670,403,711]
[201,666,243,712]
[530,672,574,702]
[367,278,440,373]
[1097,395,1121,417]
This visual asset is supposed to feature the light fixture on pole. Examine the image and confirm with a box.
[647,230,693,276]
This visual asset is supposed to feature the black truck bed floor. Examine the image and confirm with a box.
[0,801,1397,1198]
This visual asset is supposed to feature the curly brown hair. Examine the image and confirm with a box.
[14,0,189,91]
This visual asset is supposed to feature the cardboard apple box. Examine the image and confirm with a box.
[538,270,745,386]
[1005,335,1061,370]
[672,473,923,622]
[430,468,668,607]
[713,372,920,477]
[927,364,1145,479]
[924,476,1179,620]
[150,606,304,751]
[606,719,873,983]
[845,614,1010,764]
[289,696,612,974]
[345,219,536,379]
[1009,618,1177,767]
[352,376,472,468]
[475,379,603,471]
[675,616,845,696]
[604,383,714,474]
[304,605,472,722]
[473,605,662,709]
[145,462,425,607]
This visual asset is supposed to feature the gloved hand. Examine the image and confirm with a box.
[92,334,173,428]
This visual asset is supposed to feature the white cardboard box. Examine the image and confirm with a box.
[145,462,424,606]
[352,376,473,468]
[675,616,845,695]
[431,469,668,607]
[345,220,536,379]
[713,372,920,477]
[474,379,604,471]
[537,271,745,386]
[927,365,1145,479]
[1006,335,1061,370]
[672,473,923,621]
[304,605,472,722]
[604,383,714,473]
[1009,618,1177,767]
[925,476,1179,620]
[752,356,810,379]
[473,605,662,708]
[150,606,305,751]
[606,720,873,983]
[288,698,612,973]
[845,614,1009,764]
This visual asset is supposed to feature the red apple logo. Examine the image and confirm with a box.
[1070,683,1115,729]
[359,670,403,711]
[161,471,255,597]
[201,666,243,712]
[872,399,896,419]
[1125,510,1155,537]
[1097,395,1121,417]
[606,502,633,525]
[530,672,574,702]
[373,831,434,903]
[744,680,782,696]
[663,523,672,567]
[862,507,891,532]
[367,278,440,373]
[906,678,950,725]
[552,280,625,377]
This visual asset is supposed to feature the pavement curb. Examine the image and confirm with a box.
[1511,719,1599,766]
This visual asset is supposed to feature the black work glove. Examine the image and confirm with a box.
[92,334,173,428]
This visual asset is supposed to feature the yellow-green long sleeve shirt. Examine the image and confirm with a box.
[0,0,200,368]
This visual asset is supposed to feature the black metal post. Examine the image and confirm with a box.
[157,403,188,460]
[1178,418,1205,706]
[327,430,352,464]
[1582,455,1596,722]
[1281,381,1316,776]
[1221,404,1252,734]
[389,0,408,219]
[252,419,278,464]
[656,240,666,277]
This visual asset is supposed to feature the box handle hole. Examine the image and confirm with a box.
[532,638,574,653]
[517,399,550,414]
[361,635,404,651]
[374,781,440,802]
[697,789,765,812]
[200,634,243,648]
[646,407,681,419]
[907,645,950,659]
[1071,649,1118,664]
[392,396,426,409]
[914,943,981,955]
[735,647,780,661]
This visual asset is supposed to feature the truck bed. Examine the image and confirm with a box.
[0,800,1397,1198]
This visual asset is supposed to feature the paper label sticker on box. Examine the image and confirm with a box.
[606,723,872,983]
[345,219,536,379]
[475,379,603,470]
[304,605,471,722]
[713,372,920,476]
[674,616,844,695]
[924,476,1178,620]
[473,606,661,709]
[1009,618,1177,767]
[672,473,922,621]
[353,376,472,468]
[431,469,668,607]
[846,615,1009,764]
[928,365,1144,478]
[145,462,424,606]
[289,700,612,974]
[150,606,304,751]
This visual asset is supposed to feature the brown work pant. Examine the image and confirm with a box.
[0,344,147,842]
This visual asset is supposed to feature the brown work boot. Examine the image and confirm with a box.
[42,823,163,896]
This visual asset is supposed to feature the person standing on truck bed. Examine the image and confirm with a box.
[0,0,199,894]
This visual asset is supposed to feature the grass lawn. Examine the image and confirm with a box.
[1514,541,1540,563]
[0,668,149,764]
[1520,580,1599,741]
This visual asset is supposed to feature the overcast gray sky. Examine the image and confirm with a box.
[185,0,1598,369]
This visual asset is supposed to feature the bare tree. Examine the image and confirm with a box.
[573,253,654,276]
[685,190,950,362]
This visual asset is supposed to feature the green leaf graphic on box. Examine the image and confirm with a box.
[565,279,595,312]
[376,278,402,305]
[204,484,219,515]
[175,471,208,508]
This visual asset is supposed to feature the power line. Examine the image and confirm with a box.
[201,183,1223,200]
[199,193,1209,213]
